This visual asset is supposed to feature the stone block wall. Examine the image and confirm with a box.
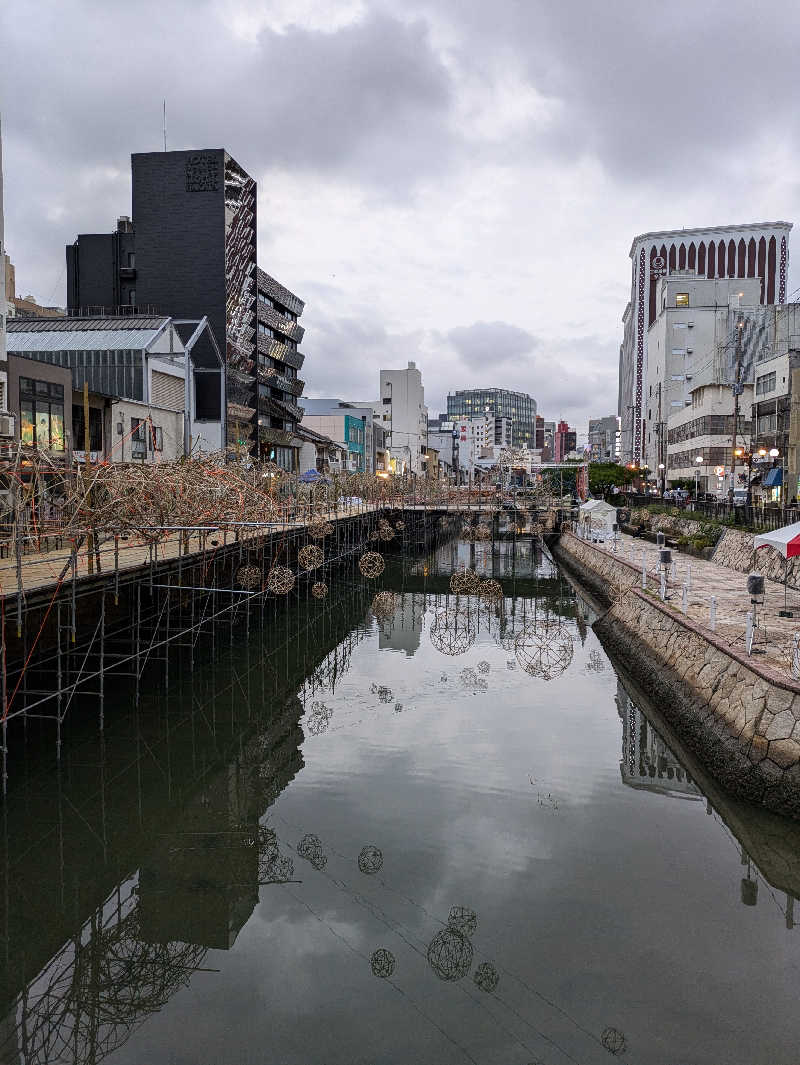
[556,531,800,819]
[712,527,800,585]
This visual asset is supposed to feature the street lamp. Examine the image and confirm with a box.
[694,454,703,500]
[658,462,665,497]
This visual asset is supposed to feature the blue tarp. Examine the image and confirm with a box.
[299,469,322,483]
[763,467,783,488]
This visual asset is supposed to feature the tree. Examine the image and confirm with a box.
[588,462,636,499]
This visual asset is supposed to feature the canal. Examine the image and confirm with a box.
[2,535,800,1064]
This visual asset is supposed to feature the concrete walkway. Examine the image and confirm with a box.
[588,531,800,679]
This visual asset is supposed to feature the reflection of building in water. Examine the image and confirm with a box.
[616,681,701,800]
[378,593,424,656]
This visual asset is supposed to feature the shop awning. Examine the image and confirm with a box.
[763,467,783,488]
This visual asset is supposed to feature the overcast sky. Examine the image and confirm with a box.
[2,0,798,430]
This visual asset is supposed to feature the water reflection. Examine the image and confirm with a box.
[2,537,800,1063]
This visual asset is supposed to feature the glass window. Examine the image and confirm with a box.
[19,378,65,451]
[675,293,690,306]
[72,405,102,451]
[756,371,777,396]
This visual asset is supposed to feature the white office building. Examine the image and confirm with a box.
[377,362,427,475]
[0,118,7,406]
[619,221,792,465]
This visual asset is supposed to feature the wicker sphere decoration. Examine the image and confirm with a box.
[478,578,503,601]
[369,529,380,542]
[358,844,384,875]
[297,833,327,870]
[429,609,476,657]
[586,650,605,673]
[395,520,405,531]
[515,620,574,681]
[378,519,395,541]
[371,590,397,620]
[448,906,477,938]
[298,544,324,571]
[267,565,295,595]
[306,701,333,736]
[601,1028,627,1055]
[473,522,492,542]
[311,581,328,599]
[261,852,294,883]
[236,564,262,590]
[359,551,385,579]
[450,569,481,595]
[370,948,396,979]
[427,928,473,982]
[308,517,334,540]
[377,686,394,703]
[473,962,499,993]
[460,667,478,687]
[477,660,490,674]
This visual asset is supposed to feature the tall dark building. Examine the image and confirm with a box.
[447,388,537,448]
[66,148,306,464]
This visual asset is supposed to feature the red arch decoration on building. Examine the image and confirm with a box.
[688,242,696,270]
[678,243,686,269]
[767,235,777,303]
[758,236,766,303]
[668,244,676,272]
[727,239,736,277]
[779,235,788,303]
[747,237,756,277]
[737,238,746,277]
[698,241,706,275]
[707,240,716,278]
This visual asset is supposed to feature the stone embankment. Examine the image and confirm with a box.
[553,530,800,819]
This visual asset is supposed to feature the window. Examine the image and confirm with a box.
[72,403,102,451]
[675,293,689,306]
[150,425,163,452]
[670,374,685,381]
[673,322,687,329]
[131,418,147,459]
[758,413,778,434]
[20,378,65,451]
[671,348,686,356]
[129,289,136,305]
[756,371,777,396]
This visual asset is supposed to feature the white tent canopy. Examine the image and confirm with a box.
[753,521,800,560]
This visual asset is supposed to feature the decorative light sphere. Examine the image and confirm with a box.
[308,517,334,540]
[450,569,482,595]
[370,948,396,978]
[514,619,574,681]
[473,962,499,993]
[266,565,295,595]
[371,590,397,620]
[358,845,384,875]
[447,906,477,938]
[235,564,261,590]
[311,581,328,599]
[426,928,474,981]
[359,552,386,578]
[601,1027,627,1055]
[306,701,333,736]
[477,660,491,674]
[429,608,476,657]
[297,833,326,868]
[298,544,324,570]
[478,578,503,601]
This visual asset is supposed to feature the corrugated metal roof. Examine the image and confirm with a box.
[7,320,168,352]
[7,316,166,332]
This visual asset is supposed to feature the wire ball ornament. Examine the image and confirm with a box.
[600,1027,627,1055]
[298,544,324,571]
[447,906,477,938]
[586,650,605,673]
[460,667,478,687]
[477,660,490,674]
[377,686,394,703]
[308,516,334,540]
[395,520,405,530]
[429,608,476,657]
[370,948,396,978]
[311,581,328,599]
[473,962,499,993]
[478,578,503,601]
[297,833,327,869]
[371,590,397,620]
[427,928,474,982]
[306,701,333,736]
[378,519,395,541]
[369,529,380,542]
[266,565,295,595]
[514,620,574,681]
[358,845,384,875]
[450,569,482,595]
[463,521,492,542]
[235,564,262,590]
[359,552,386,579]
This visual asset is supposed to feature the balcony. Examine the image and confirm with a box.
[257,365,304,397]
[259,426,296,446]
[256,301,305,344]
[256,334,304,371]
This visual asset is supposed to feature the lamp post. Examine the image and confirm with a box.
[658,462,665,497]
[694,454,703,500]
[769,447,782,506]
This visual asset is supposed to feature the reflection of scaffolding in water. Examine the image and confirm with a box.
[615,680,701,800]
[3,878,208,1065]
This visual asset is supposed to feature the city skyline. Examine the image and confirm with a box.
[3,1,799,427]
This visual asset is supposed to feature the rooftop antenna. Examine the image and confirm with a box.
[163,99,167,152]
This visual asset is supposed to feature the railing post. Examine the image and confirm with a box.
[682,582,688,613]
[710,595,717,631]
[642,550,647,590]
[746,611,754,655]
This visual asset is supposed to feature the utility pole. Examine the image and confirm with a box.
[731,315,744,497]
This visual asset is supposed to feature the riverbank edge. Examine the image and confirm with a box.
[551,530,800,820]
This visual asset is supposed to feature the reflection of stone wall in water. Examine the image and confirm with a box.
[615,680,701,800]
[378,592,424,656]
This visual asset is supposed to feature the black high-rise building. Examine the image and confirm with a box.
[66,148,307,463]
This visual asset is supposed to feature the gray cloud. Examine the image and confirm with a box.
[447,321,538,368]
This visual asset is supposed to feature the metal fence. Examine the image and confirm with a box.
[622,492,800,531]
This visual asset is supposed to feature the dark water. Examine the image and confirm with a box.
[2,538,800,1065]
